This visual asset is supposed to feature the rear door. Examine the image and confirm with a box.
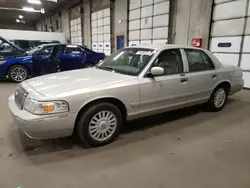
[183,49,218,103]
[60,45,85,71]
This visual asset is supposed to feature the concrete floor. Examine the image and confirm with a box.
[1,82,250,188]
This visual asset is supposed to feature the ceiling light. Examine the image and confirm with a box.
[22,7,35,12]
[19,15,23,19]
[16,19,20,23]
[41,8,45,14]
[28,0,42,4]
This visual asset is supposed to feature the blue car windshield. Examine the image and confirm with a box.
[0,39,23,58]
[97,48,156,76]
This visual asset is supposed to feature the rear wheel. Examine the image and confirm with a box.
[8,65,29,83]
[76,102,123,147]
[207,85,228,112]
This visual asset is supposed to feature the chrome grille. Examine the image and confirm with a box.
[14,85,28,109]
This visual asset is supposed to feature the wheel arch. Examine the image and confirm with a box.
[213,81,231,94]
[6,63,31,76]
[74,97,128,129]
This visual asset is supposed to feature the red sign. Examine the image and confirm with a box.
[191,38,202,47]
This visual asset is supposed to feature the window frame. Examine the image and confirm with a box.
[37,45,54,56]
[183,49,215,73]
[144,48,185,77]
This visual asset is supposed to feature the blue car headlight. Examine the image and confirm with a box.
[0,60,7,65]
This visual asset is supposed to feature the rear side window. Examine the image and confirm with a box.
[185,49,215,72]
[65,46,83,54]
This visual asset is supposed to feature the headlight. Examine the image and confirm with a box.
[24,98,69,115]
[0,60,7,65]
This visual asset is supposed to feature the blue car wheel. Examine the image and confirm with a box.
[8,65,29,83]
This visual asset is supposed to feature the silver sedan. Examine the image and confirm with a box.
[8,44,244,147]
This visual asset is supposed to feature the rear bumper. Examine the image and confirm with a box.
[229,78,244,95]
[8,94,77,139]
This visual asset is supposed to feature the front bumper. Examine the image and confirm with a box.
[8,94,77,139]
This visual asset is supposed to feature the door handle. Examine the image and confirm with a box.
[212,74,218,78]
[180,78,188,83]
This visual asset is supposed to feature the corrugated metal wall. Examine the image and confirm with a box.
[210,0,250,88]
[128,0,170,46]
[91,8,111,55]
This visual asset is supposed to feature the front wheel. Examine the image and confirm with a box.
[76,103,123,147]
[8,65,29,83]
[207,85,228,112]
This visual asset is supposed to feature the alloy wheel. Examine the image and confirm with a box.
[10,67,27,82]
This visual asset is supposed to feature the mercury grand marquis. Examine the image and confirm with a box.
[8,44,244,147]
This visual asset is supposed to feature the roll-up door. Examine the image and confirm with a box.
[91,8,111,55]
[128,0,170,46]
[210,0,250,88]
[70,17,82,45]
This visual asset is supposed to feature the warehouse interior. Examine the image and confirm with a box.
[1,0,250,187]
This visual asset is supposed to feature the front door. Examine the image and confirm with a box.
[32,45,55,76]
[139,49,189,115]
[183,49,218,103]
[60,45,85,71]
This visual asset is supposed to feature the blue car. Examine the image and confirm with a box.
[0,36,105,82]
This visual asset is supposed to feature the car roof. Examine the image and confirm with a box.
[125,44,203,51]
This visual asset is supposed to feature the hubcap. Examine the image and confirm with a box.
[214,88,226,108]
[10,67,27,82]
[89,111,117,141]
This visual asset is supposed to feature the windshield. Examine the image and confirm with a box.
[0,39,23,58]
[97,48,156,76]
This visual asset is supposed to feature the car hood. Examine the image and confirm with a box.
[24,68,135,98]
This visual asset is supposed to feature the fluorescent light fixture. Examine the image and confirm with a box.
[16,19,20,23]
[28,0,42,4]
[22,7,35,12]
[19,15,23,19]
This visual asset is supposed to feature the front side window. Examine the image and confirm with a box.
[65,46,83,54]
[37,46,53,56]
[97,48,156,76]
[185,49,215,72]
[153,49,184,75]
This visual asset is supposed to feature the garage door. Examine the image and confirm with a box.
[210,0,250,88]
[70,17,82,45]
[91,8,111,55]
[128,0,170,46]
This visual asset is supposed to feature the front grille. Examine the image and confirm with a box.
[14,85,28,109]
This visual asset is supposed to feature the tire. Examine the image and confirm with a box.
[76,102,123,147]
[207,85,228,112]
[83,62,94,68]
[8,65,29,83]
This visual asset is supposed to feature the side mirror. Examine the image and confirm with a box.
[150,66,164,76]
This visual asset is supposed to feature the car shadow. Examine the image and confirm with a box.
[15,97,250,165]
